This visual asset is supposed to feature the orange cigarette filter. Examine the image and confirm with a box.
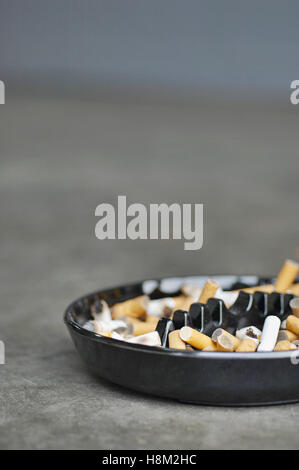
[198,279,219,304]
[112,295,149,319]
[180,326,214,350]
[130,318,156,336]
[275,259,299,293]
[168,330,187,350]
[290,298,299,318]
[236,338,257,352]
[146,315,159,325]
[286,315,299,335]
[278,329,298,343]
[173,295,194,312]
[212,328,240,350]
[289,284,299,296]
[274,340,296,351]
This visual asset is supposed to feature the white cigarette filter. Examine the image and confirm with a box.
[181,284,202,300]
[214,289,239,308]
[236,326,262,342]
[91,300,112,321]
[290,298,299,318]
[146,298,176,317]
[83,321,95,332]
[127,331,161,347]
[111,331,124,340]
[257,316,281,352]
[275,259,299,292]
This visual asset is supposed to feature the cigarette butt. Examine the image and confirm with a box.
[172,295,188,309]
[235,284,274,294]
[202,343,218,351]
[173,295,194,311]
[97,331,112,338]
[91,299,112,321]
[180,326,214,350]
[146,315,159,325]
[277,329,298,343]
[198,279,219,304]
[290,298,299,318]
[286,315,299,335]
[215,290,238,308]
[92,319,127,334]
[236,338,258,352]
[212,328,240,350]
[168,330,187,350]
[129,318,156,336]
[289,284,299,296]
[275,259,299,293]
[257,315,281,351]
[146,298,175,317]
[274,340,297,351]
[112,295,149,319]
[216,333,234,352]
[128,331,161,346]
[236,326,262,341]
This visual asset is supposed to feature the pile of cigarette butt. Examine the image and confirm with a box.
[83,259,299,353]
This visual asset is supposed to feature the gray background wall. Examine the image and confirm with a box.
[1,0,298,96]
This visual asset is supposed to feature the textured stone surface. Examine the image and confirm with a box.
[0,94,299,449]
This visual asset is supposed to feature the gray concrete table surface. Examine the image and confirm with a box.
[0,93,299,449]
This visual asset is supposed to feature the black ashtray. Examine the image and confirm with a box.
[64,275,299,406]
